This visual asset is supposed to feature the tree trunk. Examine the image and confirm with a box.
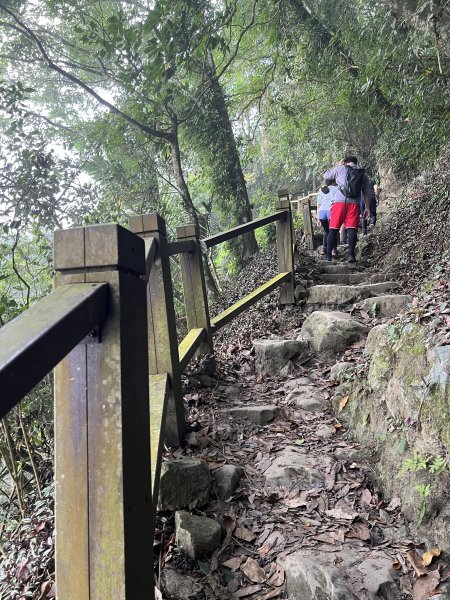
[203,50,259,259]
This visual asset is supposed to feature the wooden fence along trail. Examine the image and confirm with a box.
[0,194,295,599]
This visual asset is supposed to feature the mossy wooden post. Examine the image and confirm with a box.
[176,224,215,370]
[275,198,295,305]
[301,196,314,250]
[53,224,154,600]
[128,213,185,450]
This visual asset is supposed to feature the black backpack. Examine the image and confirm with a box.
[340,165,366,199]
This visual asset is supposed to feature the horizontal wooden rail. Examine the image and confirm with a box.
[210,272,291,333]
[149,372,169,505]
[0,282,108,418]
[203,210,287,248]
[167,239,196,256]
[178,327,206,371]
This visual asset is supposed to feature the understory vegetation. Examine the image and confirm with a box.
[0,0,450,595]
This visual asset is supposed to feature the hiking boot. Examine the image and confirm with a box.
[348,253,356,263]
[331,249,338,259]
[321,254,332,262]
[319,246,326,255]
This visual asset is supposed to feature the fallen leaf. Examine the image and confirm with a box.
[325,506,358,520]
[385,497,402,512]
[406,549,428,577]
[222,557,245,570]
[338,395,349,412]
[346,522,371,541]
[234,526,256,542]
[258,589,283,600]
[241,557,267,584]
[421,547,441,567]
[232,584,262,598]
[267,565,285,587]
[359,489,372,507]
[412,570,440,600]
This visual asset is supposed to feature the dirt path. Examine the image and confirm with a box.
[157,250,442,600]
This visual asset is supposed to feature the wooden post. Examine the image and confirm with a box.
[53,224,154,600]
[176,224,215,370]
[275,199,295,305]
[128,214,185,449]
[301,197,314,250]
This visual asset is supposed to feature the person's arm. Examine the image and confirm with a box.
[363,175,371,217]
[324,166,338,181]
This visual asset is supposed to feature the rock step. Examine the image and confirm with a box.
[320,263,359,274]
[301,310,368,355]
[321,272,396,285]
[223,405,278,425]
[307,282,396,307]
[360,294,413,317]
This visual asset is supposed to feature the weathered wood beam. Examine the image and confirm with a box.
[178,327,206,372]
[54,224,153,600]
[177,224,215,371]
[276,200,296,304]
[210,272,291,333]
[129,213,185,447]
[203,211,286,248]
[149,372,169,505]
[0,283,108,419]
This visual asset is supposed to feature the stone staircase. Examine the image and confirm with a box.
[158,258,422,600]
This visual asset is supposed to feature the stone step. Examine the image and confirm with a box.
[283,547,397,599]
[360,294,413,317]
[301,310,368,355]
[320,263,359,274]
[321,272,395,285]
[306,282,396,307]
[223,405,278,425]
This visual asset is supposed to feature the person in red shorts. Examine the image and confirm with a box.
[323,156,371,263]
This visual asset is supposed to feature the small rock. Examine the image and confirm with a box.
[213,465,244,501]
[329,361,354,382]
[301,311,368,356]
[253,339,307,379]
[279,377,312,391]
[225,405,278,425]
[160,568,198,600]
[264,448,335,489]
[427,345,450,389]
[294,284,308,300]
[175,511,222,559]
[361,294,413,317]
[158,459,210,511]
[285,387,326,411]
[316,424,334,439]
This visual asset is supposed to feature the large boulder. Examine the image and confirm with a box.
[253,339,308,378]
[307,282,396,307]
[175,512,222,559]
[361,294,413,317]
[158,459,210,511]
[283,547,396,599]
[301,311,368,356]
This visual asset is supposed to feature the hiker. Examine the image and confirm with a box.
[360,178,377,235]
[323,156,371,263]
[316,178,338,257]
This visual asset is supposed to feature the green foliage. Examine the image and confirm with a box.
[414,483,431,526]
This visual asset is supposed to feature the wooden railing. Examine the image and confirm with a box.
[0,198,295,600]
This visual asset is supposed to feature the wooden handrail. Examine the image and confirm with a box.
[178,328,206,371]
[0,282,108,419]
[203,210,287,248]
[167,239,196,256]
[211,272,291,332]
